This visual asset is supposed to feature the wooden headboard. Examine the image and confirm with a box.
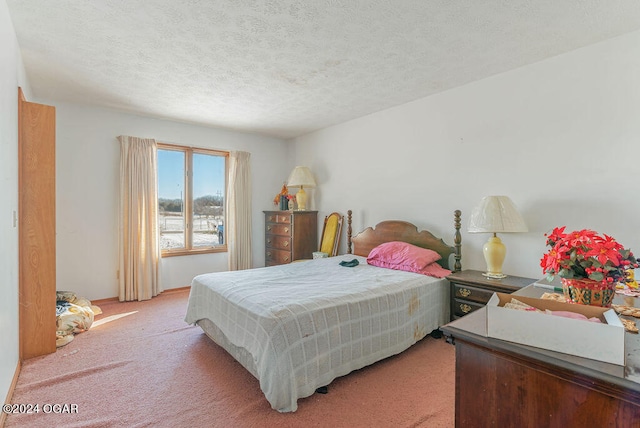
[346,210,462,272]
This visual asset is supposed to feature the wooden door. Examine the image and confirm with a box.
[18,88,56,359]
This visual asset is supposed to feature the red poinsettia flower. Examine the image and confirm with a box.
[541,226,638,286]
[540,249,562,274]
[584,236,623,267]
[544,226,566,246]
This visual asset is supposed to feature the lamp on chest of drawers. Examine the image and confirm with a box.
[287,166,316,210]
[468,195,528,279]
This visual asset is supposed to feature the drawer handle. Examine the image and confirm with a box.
[266,238,272,245]
[283,241,288,247]
[268,216,274,222]
[267,226,272,231]
[284,227,289,233]
[459,288,471,298]
[284,256,289,262]
[459,303,472,314]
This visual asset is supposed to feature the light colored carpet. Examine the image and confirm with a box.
[6,289,454,427]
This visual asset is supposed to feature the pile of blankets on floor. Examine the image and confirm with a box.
[56,291,102,347]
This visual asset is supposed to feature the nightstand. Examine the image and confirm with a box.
[448,270,537,321]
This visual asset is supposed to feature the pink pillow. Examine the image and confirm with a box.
[416,262,452,278]
[367,241,442,271]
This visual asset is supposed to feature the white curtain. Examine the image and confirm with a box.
[117,135,162,301]
[227,151,252,270]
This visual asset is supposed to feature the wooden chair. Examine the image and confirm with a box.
[318,212,344,257]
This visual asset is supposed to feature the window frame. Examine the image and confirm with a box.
[157,142,229,257]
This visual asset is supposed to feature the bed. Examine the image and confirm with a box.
[185,210,462,412]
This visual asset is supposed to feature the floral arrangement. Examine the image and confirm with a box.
[540,226,638,287]
[273,183,288,206]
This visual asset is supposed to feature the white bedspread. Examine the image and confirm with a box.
[184,254,449,412]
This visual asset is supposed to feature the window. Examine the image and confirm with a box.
[157,144,228,256]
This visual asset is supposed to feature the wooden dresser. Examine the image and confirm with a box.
[264,211,317,266]
[441,286,640,427]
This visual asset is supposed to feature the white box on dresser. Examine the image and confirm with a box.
[486,292,625,365]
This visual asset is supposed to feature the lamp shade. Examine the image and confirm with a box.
[468,196,528,233]
[287,166,316,188]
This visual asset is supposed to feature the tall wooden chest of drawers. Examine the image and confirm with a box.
[264,211,317,266]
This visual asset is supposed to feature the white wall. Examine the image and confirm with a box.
[0,0,32,407]
[46,103,290,300]
[293,30,640,280]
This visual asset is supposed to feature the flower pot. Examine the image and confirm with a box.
[560,278,616,307]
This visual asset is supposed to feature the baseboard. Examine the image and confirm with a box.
[1,359,22,427]
[90,296,119,306]
[90,286,191,307]
[163,286,191,295]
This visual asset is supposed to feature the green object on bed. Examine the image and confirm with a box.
[339,259,359,267]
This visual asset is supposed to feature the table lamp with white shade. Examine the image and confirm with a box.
[468,195,528,279]
[287,166,316,210]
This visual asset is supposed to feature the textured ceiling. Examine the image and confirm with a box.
[7,1,640,139]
